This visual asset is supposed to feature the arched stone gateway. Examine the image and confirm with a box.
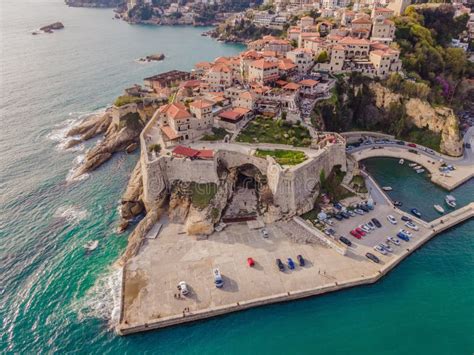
[221,163,274,223]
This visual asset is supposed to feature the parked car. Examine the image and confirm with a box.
[354,208,365,215]
[297,254,305,267]
[247,257,255,267]
[360,205,370,212]
[359,224,371,233]
[334,214,344,221]
[339,236,352,246]
[371,218,382,228]
[261,228,269,238]
[213,268,224,288]
[366,222,376,230]
[387,215,397,225]
[350,230,362,239]
[333,202,343,210]
[178,281,189,296]
[287,258,295,270]
[397,232,410,242]
[366,252,380,263]
[401,216,412,222]
[374,244,387,255]
[340,212,350,219]
[348,210,356,217]
[407,143,417,148]
[396,140,405,145]
[276,258,285,272]
[355,227,367,236]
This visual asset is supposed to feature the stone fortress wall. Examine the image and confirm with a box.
[139,110,347,219]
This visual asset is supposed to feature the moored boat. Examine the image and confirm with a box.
[393,200,403,207]
[416,168,425,174]
[445,195,456,208]
[434,204,445,214]
[399,159,404,165]
[84,240,99,251]
[382,186,393,191]
[410,208,422,218]
[409,163,417,167]
[414,165,422,170]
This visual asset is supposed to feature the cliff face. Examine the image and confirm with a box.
[370,83,463,157]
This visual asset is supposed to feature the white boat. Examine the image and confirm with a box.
[445,195,456,208]
[399,159,404,165]
[434,204,445,214]
[414,165,422,170]
[382,186,393,191]
[84,240,99,251]
[408,163,417,168]
[416,168,425,174]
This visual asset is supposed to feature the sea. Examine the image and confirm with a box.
[0,1,473,353]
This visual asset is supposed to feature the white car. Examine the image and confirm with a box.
[178,281,189,296]
[374,244,387,255]
[380,243,393,253]
[405,221,419,231]
[387,236,400,246]
[399,229,413,237]
[387,215,397,225]
[354,209,365,215]
[360,224,371,233]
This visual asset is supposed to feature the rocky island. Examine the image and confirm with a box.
[137,53,165,63]
[33,22,64,35]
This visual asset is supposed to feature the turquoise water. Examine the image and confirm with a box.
[1,1,473,353]
[363,157,474,221]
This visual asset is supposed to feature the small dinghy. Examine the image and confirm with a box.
[409,163,417,168]
[445,195,456,208]
[434,204,445,214]
[414,165,422,170]
[416,168,425,174]
[394,201,403,207]
[410,208,422,218]
[399,159,404,165]
[84,240,99,251]
[382,186,393,191]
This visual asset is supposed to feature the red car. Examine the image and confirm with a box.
[247,257,255,267]
[355,227,366,236]
[407,143,417,148]
[350,230,362,239]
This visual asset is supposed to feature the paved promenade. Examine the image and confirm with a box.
[116,200,473,335]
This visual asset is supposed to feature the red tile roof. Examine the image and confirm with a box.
[299,79,319,86]
[172,146,199,158]
[189,99,213,109]
[158,103,191,120]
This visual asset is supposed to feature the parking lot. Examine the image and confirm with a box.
[122,219,386,326]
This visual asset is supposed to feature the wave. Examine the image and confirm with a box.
[48,109,106,152]
[74,267,123,328]
[54,205,88,225]
[66,154,90,183]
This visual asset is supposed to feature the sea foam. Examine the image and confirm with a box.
[54,205,88,225]
[75,267,123,328]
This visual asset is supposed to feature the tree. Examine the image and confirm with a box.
[316,51,329,63]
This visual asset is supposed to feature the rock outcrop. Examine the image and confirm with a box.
[167,170,237,236]
[369,83,463,157]
[404,99,463,156]
[39,22,64,33]
[120,160,144,222]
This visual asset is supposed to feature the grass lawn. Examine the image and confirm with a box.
[201,127,230,141]
[236,116,312,147]
[255,149,307,166]
[190,182,217,209]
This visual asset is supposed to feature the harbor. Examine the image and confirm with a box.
[117,164,474,335]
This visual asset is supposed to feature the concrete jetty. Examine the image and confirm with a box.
[116,199,473,336]
[352,146,474,190]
